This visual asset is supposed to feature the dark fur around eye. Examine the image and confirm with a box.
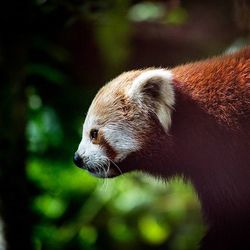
[90,129,98,140]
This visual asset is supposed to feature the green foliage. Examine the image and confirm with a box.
[128,2,188,25]
[165,7,188,25]
[28,64,67,85]
[94,0,131,75]
[138,214,171,244]
[27,157,204,249]
[128,2,165,22]
[27,105,63,152]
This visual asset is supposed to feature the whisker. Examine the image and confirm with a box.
[109,159,123,175]
[95,162,103,175]
[95,161,109,191]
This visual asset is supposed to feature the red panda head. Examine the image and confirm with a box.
[74,69,175,177]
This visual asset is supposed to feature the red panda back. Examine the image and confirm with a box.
[172,47,250,128]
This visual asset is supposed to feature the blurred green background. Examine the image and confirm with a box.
[0,0,249,249]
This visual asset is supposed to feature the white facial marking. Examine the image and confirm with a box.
[77,136,104,159]
[103,123,140,161]
[77,111,106,165]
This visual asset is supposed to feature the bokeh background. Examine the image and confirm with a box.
[0,0,249,249]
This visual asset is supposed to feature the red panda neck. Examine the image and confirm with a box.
[168,84,250,225]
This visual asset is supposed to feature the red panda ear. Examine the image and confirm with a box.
[127,69,175,132]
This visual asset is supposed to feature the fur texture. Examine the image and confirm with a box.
[172,48,250,127]
[75,47,250,249]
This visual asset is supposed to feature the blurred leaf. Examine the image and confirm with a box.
[28,94,42,110]
[111,177,153,212]
[32,37,71,63]
[79,225,97,246]
[138,215,170,245]
[108,218,134,242]
[128,2,165,22]
[27,159,98,195]
[27,106,63,152]
[94,0,131,74]
[27,63,67,85]
[33,194,66,219]
[34,224,76,249]
[165,7,188,25]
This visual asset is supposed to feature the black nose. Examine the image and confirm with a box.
[73,153,83,168]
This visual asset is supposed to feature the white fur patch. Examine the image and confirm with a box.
[127,69,175,131]
[83,110,95,133]
[77,111,106,163]
[103,123,140,161]
[77,135,104,161]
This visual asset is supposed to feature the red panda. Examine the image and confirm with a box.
[74,47,250,250]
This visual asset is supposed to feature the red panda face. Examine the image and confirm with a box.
[74,69,175,178]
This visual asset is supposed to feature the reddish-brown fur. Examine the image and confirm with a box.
[172,48,250,127]
[116,48,250,250]
[170,49,249,249]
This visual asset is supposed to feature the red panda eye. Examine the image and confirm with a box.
[90,129,98,140]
